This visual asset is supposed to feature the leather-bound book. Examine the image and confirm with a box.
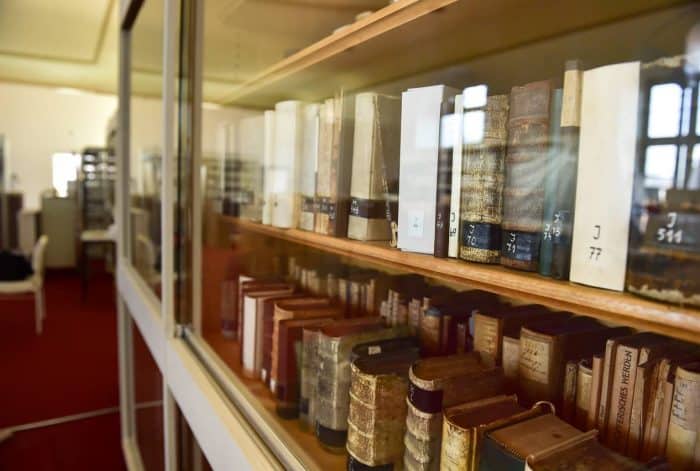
[260,294,306,385]
[478,411,581,471]
[575,358,593,430]
[241,288,294,379]
[315,93,355,237]
[403,353,506,470]
[550,60,583,280]
[519,318,629,409]
[271,100,305,228]
[298,103,320,231]
[348,92,401,242]
[398,85,459,254]
[275,316,336,419]
[525,430,648,471]
[472,305,554,367]
[350,336,419,364]
[434,96,457,258]
[562,360,578,424]
[666,362,700,470]
[347,344,420,469]
[236,277,290,342]
[570,61,640,290]
[420,290,498,356]
[299,317,385,432]
[315,324,407,450]
[315,99,334,234]
[459,91,509,264]
[500,80,553,271]
[627,357,660,459]
[441,395,524,471]
[270,298,338,394]
[538,88,563,277]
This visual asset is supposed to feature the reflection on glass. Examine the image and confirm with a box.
[132,318,164,471]
[647,82,682,138]
[644,144,677,190]
[130,0,164,297]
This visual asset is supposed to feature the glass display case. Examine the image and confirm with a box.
[116,0,700,470]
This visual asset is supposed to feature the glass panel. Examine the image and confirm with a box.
[130,0,164,298]
[176,403,213,471]
[177,2,700,469]
[131,317,164,471]
[647,82,682,138]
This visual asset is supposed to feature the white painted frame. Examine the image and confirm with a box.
[117,0,271,470]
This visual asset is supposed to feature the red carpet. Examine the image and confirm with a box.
[0,268,126,470]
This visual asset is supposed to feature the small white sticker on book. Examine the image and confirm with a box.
[407,210,425,238]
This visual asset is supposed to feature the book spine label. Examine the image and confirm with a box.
[501,230,540,267]
[408,380,443,414]
[607,345,639,450]
[461,221,502,251]
[473,315,499,367]
[349,197,387,219]
[570,61,640,291]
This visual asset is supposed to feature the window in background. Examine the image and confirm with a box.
[51,152,81,197]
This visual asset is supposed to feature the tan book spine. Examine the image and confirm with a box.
[606,344,640,449]
[657,379,674,457]
[627,361,653,458]
[473,313,502,368]
[642,359,669,460]
[562,361,578,423]
[441,413,476,471]
[519,328,559,406]
[575,360,592,430]
[666,364,700,471]
[502,335,520,383]
[598,338,621,437]
[587,354,604,430]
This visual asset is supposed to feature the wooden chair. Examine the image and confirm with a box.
[0,235,49,334]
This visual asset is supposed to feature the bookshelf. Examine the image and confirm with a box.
[221,0,690,107]
[222,215,700,344]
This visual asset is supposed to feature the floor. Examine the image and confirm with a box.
[0,268,126,470]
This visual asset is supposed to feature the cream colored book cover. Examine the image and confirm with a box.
[570,61,640,290]
[271,100,305,229]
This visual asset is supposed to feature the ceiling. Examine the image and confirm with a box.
[0,0,389,102]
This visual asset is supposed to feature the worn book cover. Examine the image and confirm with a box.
[262,111,275,225]
[404,353,506,470]
[459,93,509,264]
[479,412,581,471]
[347,347,419,468]
[501,80,553,271]
[666,362,700,470]
[441,395,524,471]
[315,99,334,235]
[562,360,578,424]
[271,100,305,228]
[525,430,647,471]
[575,357,593,430]
[316,325,407,450]
[518,318,628,408]
[347,92,401,242]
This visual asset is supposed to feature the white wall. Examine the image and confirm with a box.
[0,82,117,209]
[0,81,261,210]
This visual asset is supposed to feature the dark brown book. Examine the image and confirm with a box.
[434,97,456,258]
[459,94,510,264]
[501,80,553,272]
[519,317,628,409]
[420,290,499,356]
[404,353,506,469]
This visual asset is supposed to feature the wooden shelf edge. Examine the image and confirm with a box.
[221,0,456,104]
[223,215,700,343]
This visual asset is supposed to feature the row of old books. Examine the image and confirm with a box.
[249,56,698,308]
[224,263,699,470]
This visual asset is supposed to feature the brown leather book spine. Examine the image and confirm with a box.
[500,80,552,272]
[434,97,455,259]
[459,95,509,264]
[562,360,578,424]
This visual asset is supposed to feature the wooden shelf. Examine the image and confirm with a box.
[223,216,700,344]
[221,0,691,107]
